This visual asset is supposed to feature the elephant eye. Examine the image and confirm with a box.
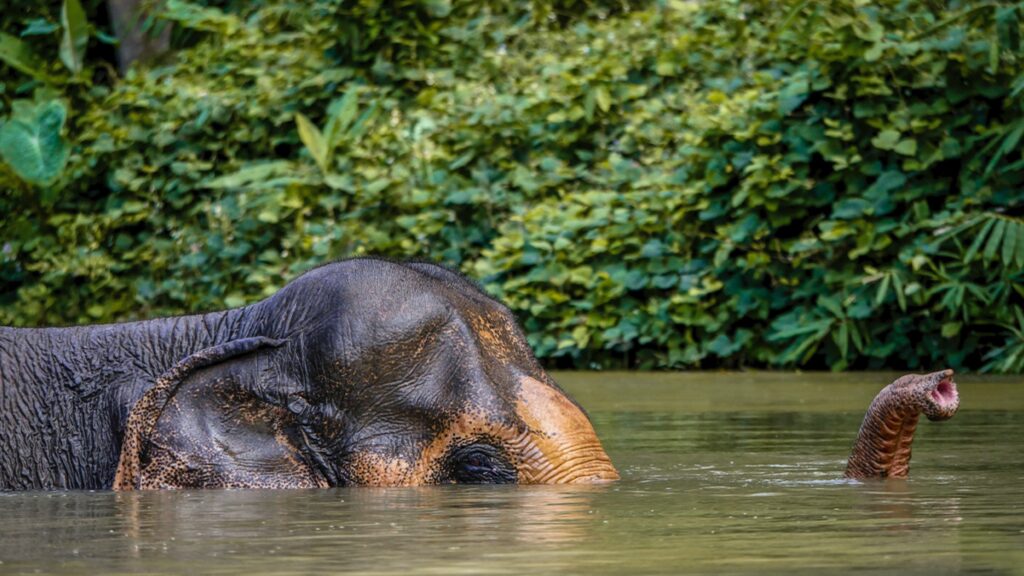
[447,443,516,484]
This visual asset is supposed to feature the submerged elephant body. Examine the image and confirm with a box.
[0,259,618,490]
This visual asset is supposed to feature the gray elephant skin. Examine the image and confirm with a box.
[0,259,619,490]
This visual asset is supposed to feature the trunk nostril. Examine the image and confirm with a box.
[932,379,956,402]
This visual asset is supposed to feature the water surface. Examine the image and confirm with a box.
[2,372,1022,575]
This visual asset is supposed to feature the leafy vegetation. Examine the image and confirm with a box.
[1,0,1023,372]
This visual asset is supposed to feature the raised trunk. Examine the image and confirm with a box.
[845,387,920,479]
[0,308,253,489]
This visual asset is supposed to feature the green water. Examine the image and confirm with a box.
[1,372,1022,575]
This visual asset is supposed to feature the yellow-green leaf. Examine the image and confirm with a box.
[295,113,328,174]
[894,138,917,156]
[871,129,900,150]
[941,322,961,338]
[59,0,89,75]
[0,32,46,80]
[594,86,611,113]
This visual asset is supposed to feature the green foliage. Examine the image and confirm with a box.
[1,0,1023,373]
[59,0,89,76]
[0,0,108,187]
[0,98,69,186]
[0,32,50,81]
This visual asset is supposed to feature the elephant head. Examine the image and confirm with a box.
[113,260,618,489]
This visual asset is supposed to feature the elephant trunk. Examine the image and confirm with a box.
[515,376,619,484]
[845,369,959,480]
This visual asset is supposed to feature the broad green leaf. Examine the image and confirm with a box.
[364,178,390,195]
[59,0,89,75]
[707,334,737,357]
[864,171,906,198]
[420,0,452,18]
[894,138,917,156]
[295,113,328,174]
[257,205,280,223]
[324,173,353,191]
[871,129,900,150]
[864,43,885,62]
[0,32,46,80]
[0,99,68,186]
[833,198,871,219]
[655,59,676,76]
[571,325,590,348]
[778,79,809,114]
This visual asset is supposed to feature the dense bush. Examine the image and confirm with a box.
[1,0,1023,372]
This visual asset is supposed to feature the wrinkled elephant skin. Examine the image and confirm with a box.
[845,369,960,479]
[0,259,618,490]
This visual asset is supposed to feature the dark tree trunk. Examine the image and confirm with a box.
[107,0,172,73]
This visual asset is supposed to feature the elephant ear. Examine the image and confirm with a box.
[113,337,327,490]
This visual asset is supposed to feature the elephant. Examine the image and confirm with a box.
[0,258,619,490]
[845,369,960,479]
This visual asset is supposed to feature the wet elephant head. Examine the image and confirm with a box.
[114,260,618,489]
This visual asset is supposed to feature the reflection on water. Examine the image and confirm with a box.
[1,372,1022,575]
[0,486,610,575]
